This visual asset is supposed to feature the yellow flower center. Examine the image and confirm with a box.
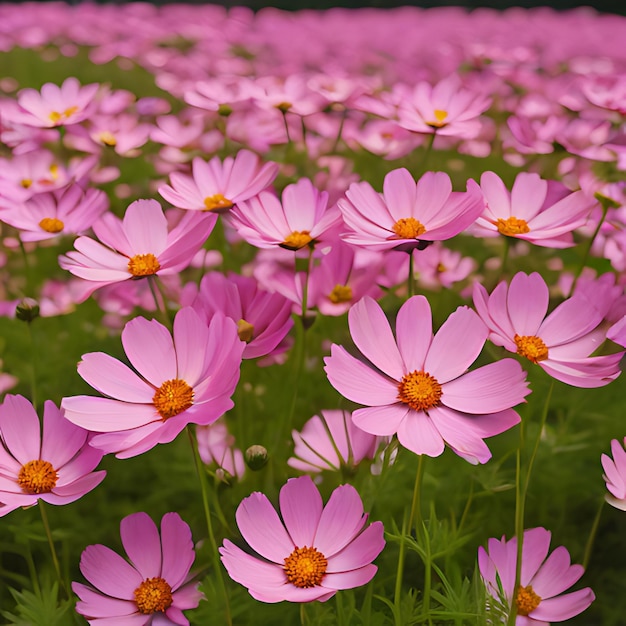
[516,584,541,616]
[496,216,530,236]
[153,378,194,420]
[203,193,234,213]
[329,284,353,304]
[39,217,64,233]
[284,546,328,588]
[237,319,255,343]
[397,370,443,412]
[128,253,161,277]
[98,131,117,147]
[392,217,427,240]
[276,101,292,113]
[134,577,173,614]
[18,459,58,494]
[514,334,549,363]
[21,178,32,188]
[48,106,79,124]
[427,109,449,128]
[281,230,313,251]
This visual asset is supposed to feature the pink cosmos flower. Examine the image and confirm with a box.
[61,307,245,459]
[58,199,215,301]
[337,168,483,252]
[473,272,624,388]
[73,511,203,625]
[288,410,379,474]
[471,171,594,248]
[0,395,105,516]
[478,527,595,624]
[196,420,245,482]
[228,178,341,251]
[324,296,530,464]
[0,185,108,242]
[158,150,278,213]
[11,77,99,128]
[187,271,293,360]
[220,475,385,602]
[601,438,626,511]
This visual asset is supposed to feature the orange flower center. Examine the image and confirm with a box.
[427,109,449,128]
[48,106,79,124]
[514,334,549,363]
[284,546,328,588]
[516,584,541,616]
[496,216,530,236]
[98,131,117,147]
[397,370,442,411]
[237,319,255,343]
[18,460,58,494]
[39,217,64,233]
[392,217,426,240]
[329,284,353,304]
[134,577,173,614]
[21,178,32,188]
[203,193,234,213]
[128,253,161,277]
[153,378,194,419]
[281,230,313,251]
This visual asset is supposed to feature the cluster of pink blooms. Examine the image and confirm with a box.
[1,3,626,624]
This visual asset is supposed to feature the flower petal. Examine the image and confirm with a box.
[279,476,323,548]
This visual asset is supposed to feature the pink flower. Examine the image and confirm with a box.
[220,475,385,602]
[61,307,244,458]
[58,199,215,301]
[473,272,624,388]
[337,168,483,252]
[158,149,278,213]
[471,171,594,248]
[288,410,379,473]
[324,296,530,464]
[228,178,341,251]
[196,420,245,482]
[0,395,105,516]
[601,438,626,511]
[478,527,595,624]
[73,511,203,625]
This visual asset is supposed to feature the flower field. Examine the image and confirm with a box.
[0,3,625,625]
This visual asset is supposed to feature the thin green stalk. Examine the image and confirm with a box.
[421,525,432,623]
[25,320,38,411]
[24,540,41,596]
[300,602,308,625]
[331,107,348,153]
[500,237,511,280]
[147,275,171,329]
[393,512,409,626]
[186,426,232,626]
[407,250,415,299]
[39,503,68,599]
[582,498,604,570]
[408,454,426,535]
[419,132,436,174]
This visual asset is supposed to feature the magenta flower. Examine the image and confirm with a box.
[61,307,245,458]
[196,419,245,482]
[73,511,203,625]
[601,438,626,511]
[58,199,216,301]
[288,410,379,473]
[472,171,594,248]
[473,272,624,388]
[158,149,278,213]
[0,395,105,516]
[220,475,385,602]
[324,296,530,464]
[337,168,483,252]
[478,527,595,624]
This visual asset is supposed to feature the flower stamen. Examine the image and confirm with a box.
[203,193,234,213]
[39,217,64,233]
[284,546,328,588]
[496,216,530,236]
[397,370,442,411]
[329,284,353,304]
[128,253,161,277]
[427,109,448,128]
[237,319,255,343]
[281,230,313,250]
[18,459,58,494]
[134,577,173,614]
[392,217,426,240]
[514,334,549,363]
[516,584,541,616]
[153,378,194,420]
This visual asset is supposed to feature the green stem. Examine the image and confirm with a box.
[419,132,436,174]
[25,540,41,596]
[187,426,232,626]
[331,107,347,153]
[25,321,38,411]
[582,498,604,570]
[147,276,171,329]
[571,200,609,294]
[500,237,511,280]
[407,250,415,299]
[39,503,68,599]
[393,512,409,626]
[408,454,426,534]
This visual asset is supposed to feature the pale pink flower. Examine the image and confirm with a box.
[324,296,530,464]
[0,395,105,516]
[58,199,215,301]
[220,475,385,602]
[473,272,624,388]
[607,316,626,348]
[472,171,594,248]
[158,150,278,214]
[61,307,244,458]
[601,438,626,511]
[196,420,245,482]
[478,527,595,624]
[12,77,99,128]
[228,178,341,251]
[337,168,483,252]
[288,410,379,473]
[0,185,108,242]
[73,511,203,625]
